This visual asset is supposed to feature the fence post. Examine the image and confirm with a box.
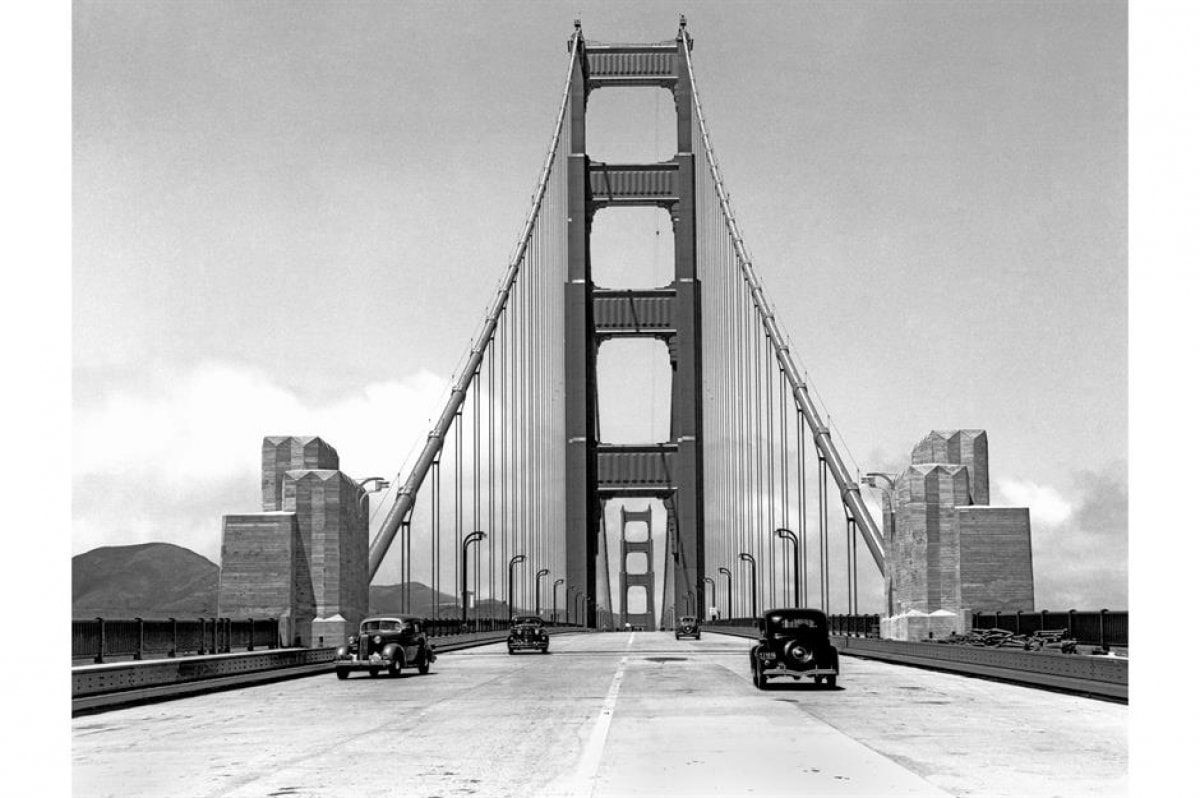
[1067,609,1075,639]
[994,610,1001,629]
[210,617,218,654]
[247,618,255,651]
[95,617,105,664]
[134,617,144,661]
[1040,609,1048,632]
[198,617,206,654]
[169,617,177,657]
[1016,609,1023,636]
[224,618,231,652]
[1099,609,1109,651]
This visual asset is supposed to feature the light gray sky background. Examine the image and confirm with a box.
[72,1,1128,610]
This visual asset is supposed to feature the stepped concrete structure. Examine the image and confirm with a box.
[218,437,368,647]
[881,430,1034,641]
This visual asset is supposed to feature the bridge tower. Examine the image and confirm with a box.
[618,506,656,629]
[564,20,705,627]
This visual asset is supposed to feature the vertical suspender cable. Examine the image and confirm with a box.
[432,460,441,619]
[454,411,462,618]
[489,346,496,618]
[766,329,776,608]
[780,371,789,606]
[798,406,807,607]
[817,454,827,612]
[367,32,581,580]
[501,307,509,617]
[682,42,884,575]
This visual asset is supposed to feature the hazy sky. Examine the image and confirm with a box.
[73,1,1127,610]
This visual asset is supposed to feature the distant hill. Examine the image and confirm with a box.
[370,583,526,618]
[72,542,219,618]
[73,542,526,620]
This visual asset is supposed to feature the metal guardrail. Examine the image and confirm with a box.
[73,617,281,663]
[704,624,1127,701]
[971,610,1127,649]
[72,627,588,715]
[832,635,1127,702]
[707,611,1128,650]
[72,616,579,663]
[707,615,881,638]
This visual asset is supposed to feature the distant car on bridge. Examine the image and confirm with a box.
[507,615,550,654]
[750,608,839,689]
[675,615,701,640]
[335,616,435,679]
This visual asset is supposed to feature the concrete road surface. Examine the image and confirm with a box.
[72,631,1126,797]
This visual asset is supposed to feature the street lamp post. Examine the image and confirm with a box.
[775,528,800,609]
[566,585,575,625]
[535,568,550,618]
[718,567,733,620]
[703,577,716,620]
[552,578,564,623]
[507,554,526,624]
[462,531,487,626]
[739,552,758,619]
[357,477,391,493]
[575,592,585,625]
[863,472,898,616]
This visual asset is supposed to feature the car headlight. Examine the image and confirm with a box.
[373,635,382,644]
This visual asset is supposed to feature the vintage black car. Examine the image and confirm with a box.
[507,615,549,654]
[750,608,839,689]
[675,615,701,640]
[335,616,435,679]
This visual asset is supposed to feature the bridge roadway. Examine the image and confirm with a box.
[72,631,1126,797]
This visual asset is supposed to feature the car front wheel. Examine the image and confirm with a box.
[826,675,837,689]
[335,668,349,680]
[388,658,402,678]
[417,650,431,674]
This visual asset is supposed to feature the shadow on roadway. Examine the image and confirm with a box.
[759,680,845,693]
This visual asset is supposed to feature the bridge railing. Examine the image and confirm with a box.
[73,617,281,664]
[705,614,882,638]
[971,610,1127,649]
[74,616,581,663]
[423,618,577,637]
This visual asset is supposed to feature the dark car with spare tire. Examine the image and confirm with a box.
[750,608,839,689]
[335,616,435,679]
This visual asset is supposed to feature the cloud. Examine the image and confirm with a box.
[996,477,1074,527]
[997,464,1127,610]
[72,360,448,561]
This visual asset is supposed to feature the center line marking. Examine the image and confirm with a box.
[564,633,635,796]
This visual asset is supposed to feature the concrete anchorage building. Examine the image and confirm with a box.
[881,430,1034,640]
[217,436,369,647]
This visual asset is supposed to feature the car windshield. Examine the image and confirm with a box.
[680,617,697,624]
[512,617,543,627]
[361,619,405,633]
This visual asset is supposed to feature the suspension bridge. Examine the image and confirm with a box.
[349,17,886,632]
[72,20,1127,798]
